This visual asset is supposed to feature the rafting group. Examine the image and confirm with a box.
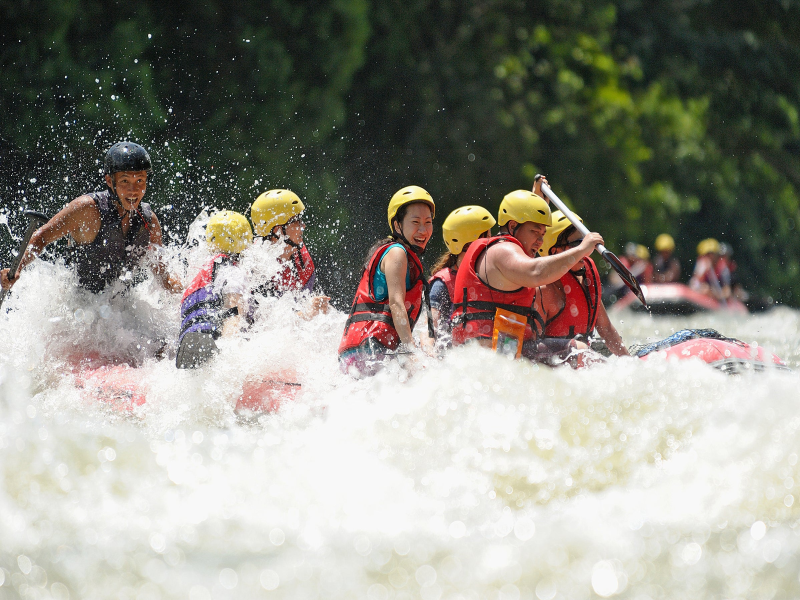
[0,142,786,382]
[606,233,745,308]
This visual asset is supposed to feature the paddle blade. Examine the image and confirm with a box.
[601,248,648,307]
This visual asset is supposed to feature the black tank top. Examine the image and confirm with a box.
[71,191,153,293]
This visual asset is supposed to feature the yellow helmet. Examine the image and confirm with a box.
[498,190,552,228]
[636,244,650,260]
[697,238,720,256]
[387,185,435,232]
[251,189,305,237]
[538,210,583,256]
[206,210,253,254]
[655,233,675,252]
[441,206,496,254]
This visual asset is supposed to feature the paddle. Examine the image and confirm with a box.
[0,209,49,310]
[539,181,648,308]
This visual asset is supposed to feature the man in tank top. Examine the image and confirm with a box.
[0,142,180,295]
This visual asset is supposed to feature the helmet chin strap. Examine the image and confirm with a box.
[108,177,130,216]
[392,224,426,256]
[268,225,303,249]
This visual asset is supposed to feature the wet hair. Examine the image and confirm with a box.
[430,251,458,274]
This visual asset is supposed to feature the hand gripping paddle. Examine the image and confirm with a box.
[539,181,648,308]
[0,210,49,311]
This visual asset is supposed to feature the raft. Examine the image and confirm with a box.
[72,360,301,414]
[612,283,749,315]
[633,329,787,374]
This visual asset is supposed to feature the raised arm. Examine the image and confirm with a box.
[494,232,604,289]
[595,302,628,356]
[145,211,182,293]
[1,197,100,289]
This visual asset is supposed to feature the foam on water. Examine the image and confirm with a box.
[1,256,800,599]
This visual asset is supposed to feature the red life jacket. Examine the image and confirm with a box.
[182,253,230,301]
[338,242,426,354]
[258,244,315,297]
[544,257,601,339]
[278,244,315,291]
[429,266,456,301]
[450,235,543,345]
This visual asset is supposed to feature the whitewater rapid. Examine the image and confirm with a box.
[1,252,800,600]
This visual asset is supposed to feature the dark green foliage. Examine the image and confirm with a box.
[2,0,800,304]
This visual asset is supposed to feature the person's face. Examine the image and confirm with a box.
[550,229,584,271]
[284,216,304,245]
[512,221,547,257]
[396,203,433,249]
[268,215,304,247]
[106,171,147,209]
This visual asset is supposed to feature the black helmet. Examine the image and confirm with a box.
[104,142,152,175]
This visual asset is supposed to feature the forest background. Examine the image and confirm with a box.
[2,0,800,307]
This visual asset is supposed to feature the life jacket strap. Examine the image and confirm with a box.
[351,302,392,315]
[344,313,396,327]
[181,297,223,319]
[452,293,533,325]
[179,306,238,338]
[422,278,436,340]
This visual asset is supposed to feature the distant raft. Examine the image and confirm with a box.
[612,283,748,315]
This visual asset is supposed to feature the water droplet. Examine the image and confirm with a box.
[448,521,466,538]
[260,569,279,590]
[536,579,557,600]
[218,568,238,590]
[591,561,618,597]
[751,520,766,540]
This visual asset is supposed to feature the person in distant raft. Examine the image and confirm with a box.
[250,189,329,317]
[0,142,180,294]
[450,188,604,361]
[652,233,681,283]
[429,206,495,344]
[176,211,254,369]
[339,186,436,377]
[535,211,628,356]
[690,238,731,302]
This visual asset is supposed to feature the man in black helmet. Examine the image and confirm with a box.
[1,142,180,294]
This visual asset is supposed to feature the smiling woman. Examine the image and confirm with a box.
[338,185,436,377]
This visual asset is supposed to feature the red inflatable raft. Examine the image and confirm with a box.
[71,358,301,414]
[633,329,788,373]
[612,283,748,316]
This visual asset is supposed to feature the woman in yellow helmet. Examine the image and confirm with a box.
[429,206,496,342]
[176,210,254,368]
[338,186,436,377]
[689,238,731,301]
[250,189,329,318]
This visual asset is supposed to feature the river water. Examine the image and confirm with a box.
[1,253,799,600]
